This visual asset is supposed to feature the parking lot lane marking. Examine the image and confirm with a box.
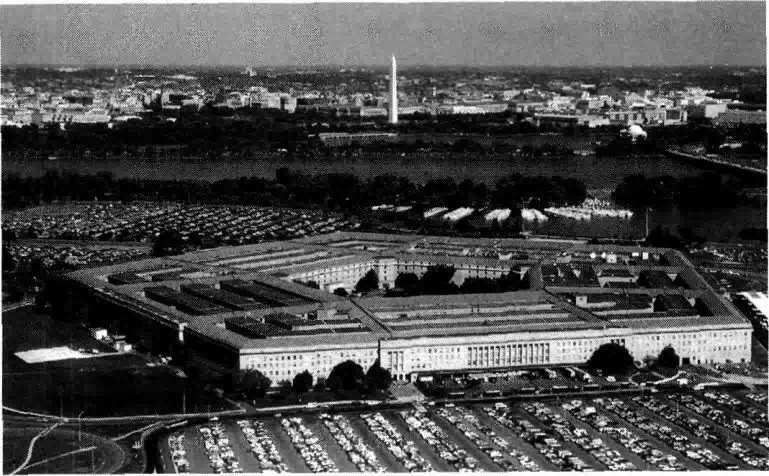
[430,407,506,472]
[734,392,769,412]
[552,404,653,471]
[701,392,769,430]
[347,414,407,472]
[182,426,214,474]
[626,399,749,468]
[388,411,456,472]
[516,405,607,471]
[306,418,360,473]
[263,419,310,473]
[469,406,559,472]
[441,405,524,471]
[649,396,768,458]
[225,421,263,473]
[595,403,707,471]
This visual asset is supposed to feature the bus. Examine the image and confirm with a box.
[483,389,502,397]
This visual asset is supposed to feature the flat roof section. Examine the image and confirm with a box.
[107,272,149,285]
[180,283,267,311]
[219,279,315,307]
[144,285,229,316]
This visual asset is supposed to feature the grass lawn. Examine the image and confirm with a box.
[3,307,232,417]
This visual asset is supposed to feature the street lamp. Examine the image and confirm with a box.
[77,411,84,442]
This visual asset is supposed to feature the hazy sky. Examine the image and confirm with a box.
[1,3,765,67]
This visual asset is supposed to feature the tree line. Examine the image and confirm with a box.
[2,169,588,212]
[612,171,762,211]
[387,265,528,296]
[234,359,392,401]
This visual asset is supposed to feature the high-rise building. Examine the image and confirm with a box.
[389,55,398,124]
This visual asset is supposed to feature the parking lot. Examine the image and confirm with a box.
[161,390,769,473]
[4,202,356,246]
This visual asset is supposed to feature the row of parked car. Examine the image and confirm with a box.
[400,409,482,472]
[167,433,190,473]
[744,391,767,405]
[5,202,356,246]
[484,405,589,471]
[522,402,608,472]
[562,399,680,471]
[700,392,768,428]
[360,412,434,472]
[280,417,338,473]
[320,413,386,473]
[236,419,288,472]
[478,402,542,472]
[199,423,241,473]
[5,243,148,270]
[669,393,769,453]
[439,404,539,472]
[607,396,734,470]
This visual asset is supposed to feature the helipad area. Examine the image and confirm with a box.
[15,346,93,364]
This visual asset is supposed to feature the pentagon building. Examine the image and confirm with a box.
[63,232,752,384]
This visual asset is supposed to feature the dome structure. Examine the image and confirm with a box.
[627,124,647,138]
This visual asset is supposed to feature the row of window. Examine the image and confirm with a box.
[242,329,751,376]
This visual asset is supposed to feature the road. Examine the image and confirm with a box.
[2,301,34,312]
[666,148,767,176]
[9,422,62,475]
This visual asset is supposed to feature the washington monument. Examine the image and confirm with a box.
[389,55,398,124]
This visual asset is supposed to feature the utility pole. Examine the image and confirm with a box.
[644,207,653,239]
[77,411,84,442]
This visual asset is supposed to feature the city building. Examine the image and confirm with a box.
[686,102,729,120]
[714,109,767,125]
[62,232,752,385]
[603,107,687,126]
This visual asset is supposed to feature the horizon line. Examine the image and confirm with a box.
[2,63,766,69]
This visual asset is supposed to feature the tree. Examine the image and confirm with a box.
[328,360,365,391]
[586,343,634,376]
[2,245,16,274]
[419,265,458,295]
[300,280,321,289]
[394,273,420,295]
[333,287,349,297]
[354,269,379,294]
[292,370,313,394]
[657,346,680,369]
[313,376,327,392]
[152,229,185,256]
[366,359,393,392]
[278,379,293,396]
[237,369,271,399]
[642,355,656,368]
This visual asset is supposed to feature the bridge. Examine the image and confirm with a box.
[666,148,767,176]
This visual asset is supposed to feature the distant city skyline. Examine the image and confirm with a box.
[1,3,766,67]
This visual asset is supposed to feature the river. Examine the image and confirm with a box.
[3,154,765,242]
